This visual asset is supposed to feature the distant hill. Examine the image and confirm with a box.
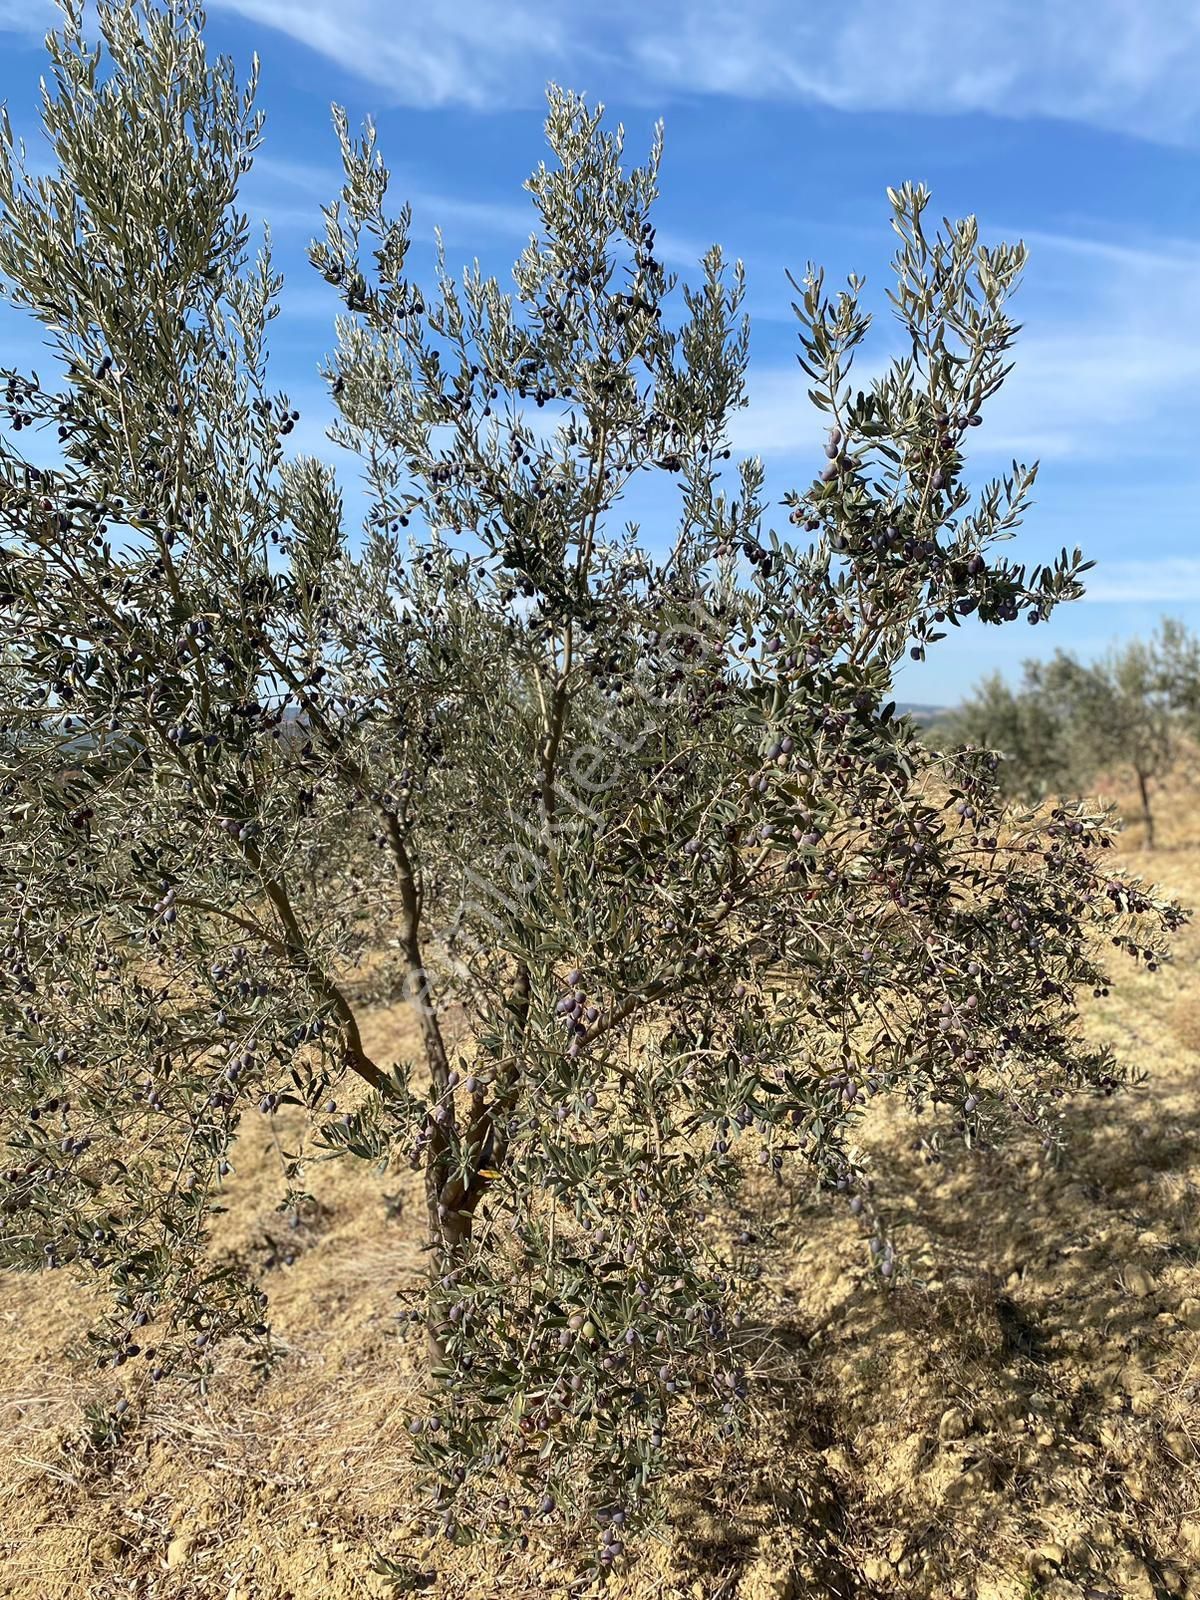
[893,702,946,727]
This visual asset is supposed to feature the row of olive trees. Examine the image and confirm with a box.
[0,0,1185,1577]
[938,618,1200,847]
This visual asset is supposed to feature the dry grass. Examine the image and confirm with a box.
[1,781,1199,1600]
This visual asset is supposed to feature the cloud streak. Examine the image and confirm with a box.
[205,0,1200,145]
[10,0,1196,146]
[0,1,49,37]
[1078,559,1200,603]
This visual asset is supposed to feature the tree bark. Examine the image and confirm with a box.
[1136,767,1155,850]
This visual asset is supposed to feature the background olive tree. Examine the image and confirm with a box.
[936,666,1075,800]
[944,618,1200,847]
[0,0,1184,1573]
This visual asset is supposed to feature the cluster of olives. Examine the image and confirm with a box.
[216,815,259,844]
[152,885,178,925]
[251,395,300,436]
[2,370,37,431]
[609,287,660,332]
[592,1516,627,1566]
[867,1230,896,1279]
[141,1076,168,1113]
[819,424,850,484]
[1,941,35,996]
[554,968,599,1055]
[101,1313,156,1371]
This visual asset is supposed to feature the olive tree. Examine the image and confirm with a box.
[952,622,1199,847]
[1152,615,1200,744]
[0,0,1184,1572]
[936,667,1075,799]
[1029,642,1176,848]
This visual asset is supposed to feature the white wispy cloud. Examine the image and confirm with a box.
[204,0,1200,145]
[1015,227,1200,275]
[1078,559,1200,603]
[207,0,572,110]
[0,1,50,38]
[966,225,1200,461]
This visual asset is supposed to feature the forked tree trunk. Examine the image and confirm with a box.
[424,963,531,1365]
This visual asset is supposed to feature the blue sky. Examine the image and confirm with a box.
[1,0,1198,706]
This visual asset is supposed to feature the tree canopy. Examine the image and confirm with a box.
[0,0,1185,1568]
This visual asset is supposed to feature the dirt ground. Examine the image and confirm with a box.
[1,774,1197,1600]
